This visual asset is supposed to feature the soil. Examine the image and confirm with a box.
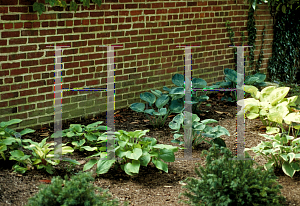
[1,91,300,206]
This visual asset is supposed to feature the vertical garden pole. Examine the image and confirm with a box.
[176,46,201,161]
[229,46,253,161]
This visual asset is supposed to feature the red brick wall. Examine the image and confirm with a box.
[0,0,275,131]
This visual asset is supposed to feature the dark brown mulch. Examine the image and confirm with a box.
[1,92,300,206]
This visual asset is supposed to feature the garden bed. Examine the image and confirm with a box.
[1,92,300,206]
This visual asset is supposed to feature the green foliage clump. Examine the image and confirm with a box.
[26,171,127,206]
[178,144,287,206]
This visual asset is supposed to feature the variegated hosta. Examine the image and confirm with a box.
[238,85,300,136]
[245,133,300,178]
[10,137,80,174]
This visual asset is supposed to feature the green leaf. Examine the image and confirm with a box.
[130,103,145,113]
[172,73,185,87]
[124,160,140,174]
[125,148,142,160]
[140,92,156,105]
[155,95,169,109]
[83,159,98,171]
[158,149,175,162]
[96,159,115,174]
[282,161,295,177]
[152,158,168,173]
[70,1,79,12]
[0,119,22,128]
[139,153,151,166]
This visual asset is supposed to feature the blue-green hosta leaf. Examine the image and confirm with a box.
[169,100,184,113]
[193,123,206,131]
[162,86,171,92]
[153,108,167,116]
[224,68,237,84]
[130,103,145,113]
[155,95,169,109]
[245,76,259,85]
[172,73,185,87]
[144,109,155,115]
[192,78,207,88]
[152,158,168,173]
[150,89,162,98]
[140,92,156,105]
[169,121,181,131]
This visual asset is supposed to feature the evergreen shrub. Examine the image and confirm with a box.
[26,171,127,206]
[178,144,287,206]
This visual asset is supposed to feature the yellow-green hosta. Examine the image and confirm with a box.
[238,85,300,135]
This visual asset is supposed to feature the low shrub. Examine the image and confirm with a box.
[178,144,287,206]
[26,171,128,206]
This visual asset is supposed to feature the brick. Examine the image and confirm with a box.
[2,62,20,70]
[37,101,53,109]
[29,109,45,118]
[27,52,44,59]
[47,36,63,42]
[0,84,9,91]
[10,68,28,76]
[38,86,53,94]
[9,98,26,106]
[0,7,8,13]
[1,31,19,38]
[29,80,46,88]
[40,29,56,36]
[20,89,37,97]
[28,95,46,103]
[21,60,38,67]
[0,107,17,115]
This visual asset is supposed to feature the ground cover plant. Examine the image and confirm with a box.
[1,84,300,205]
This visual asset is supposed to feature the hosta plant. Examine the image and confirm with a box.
[178,144,287,206]
[238,85,300,136]
[245,132,300,178]
[51,121,110,153]
[83,129,182,176]
[26,171,128,206]
[0,119,35,160]
[10,137,81,174]
[213,68,267,102]
[130,73,211,128]
[169,111,229,149]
